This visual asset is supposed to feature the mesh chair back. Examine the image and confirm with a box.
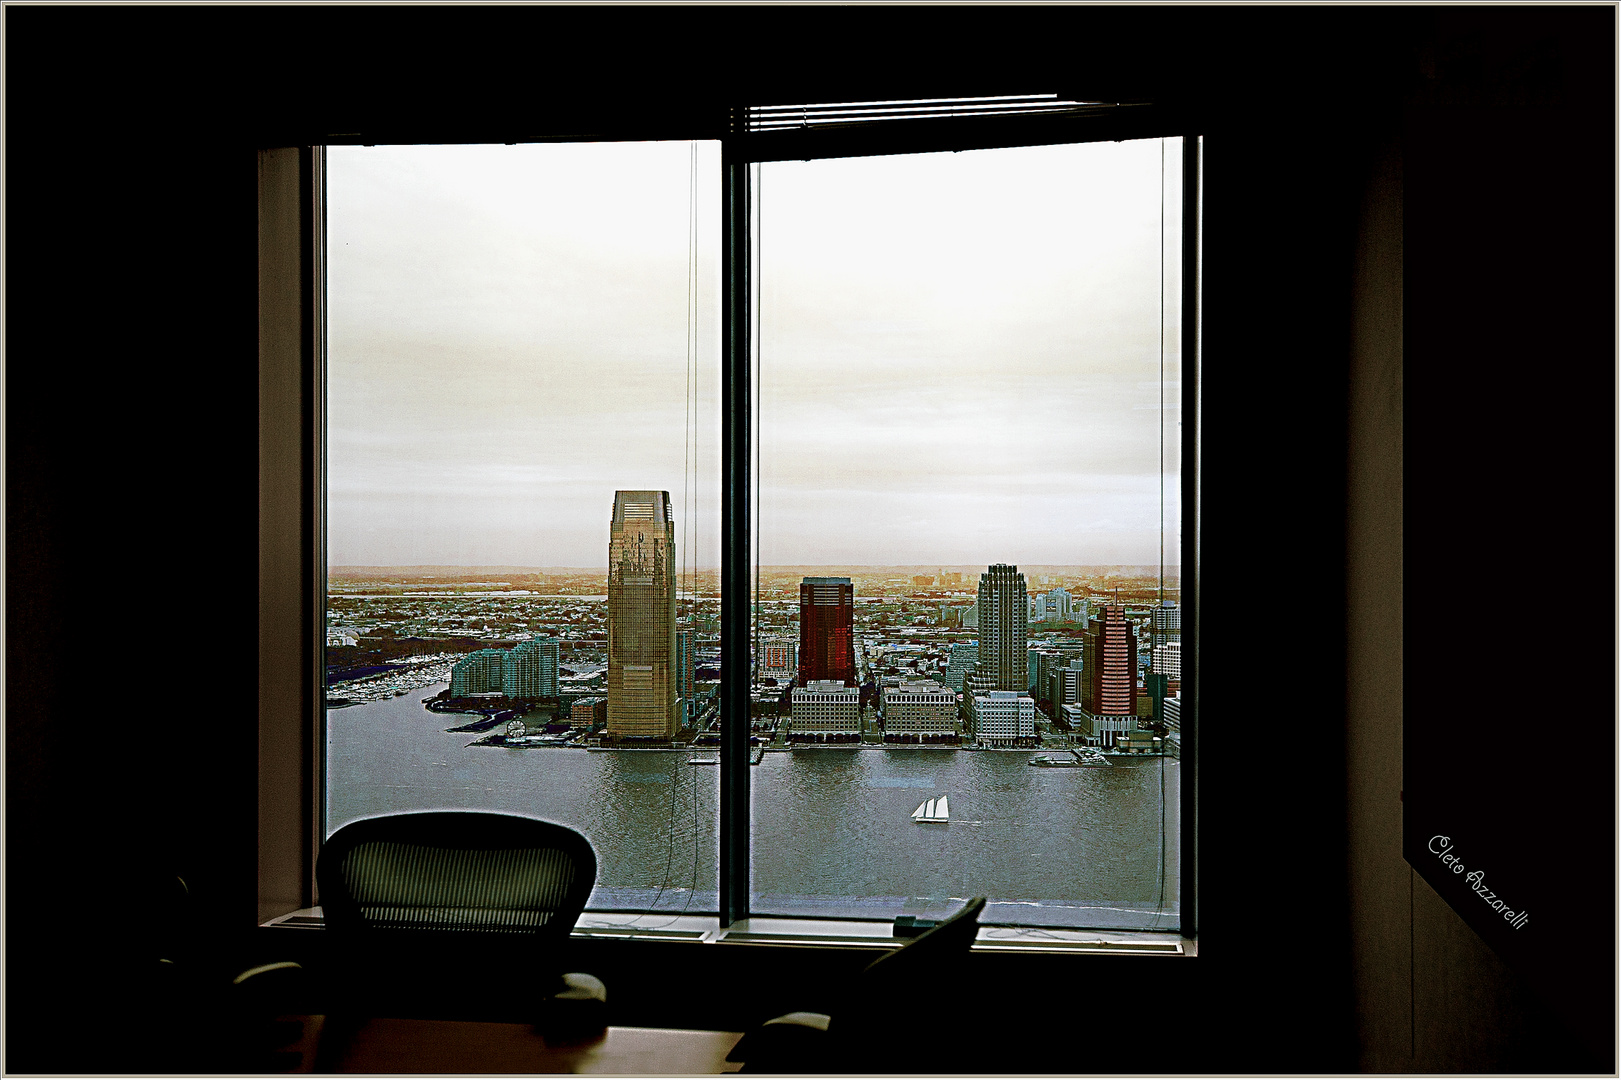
[833,896,986,1048]
[318,813,597,941]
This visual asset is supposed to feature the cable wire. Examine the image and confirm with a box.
[607,141,705,930]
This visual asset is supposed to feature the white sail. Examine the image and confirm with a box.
[912,800,928,821]
[934,796,949,820]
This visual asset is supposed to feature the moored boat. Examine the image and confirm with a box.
[1029,748,1110,767]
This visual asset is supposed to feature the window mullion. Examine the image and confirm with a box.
[1180,134,1200,937]
[719,114,753,927]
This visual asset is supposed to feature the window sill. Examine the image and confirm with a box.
[262,908,1193,956]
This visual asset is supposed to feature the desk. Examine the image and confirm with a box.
[289,1016,744,1074]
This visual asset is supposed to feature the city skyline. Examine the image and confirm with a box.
[326,561,1182,577]
[326,139,1181,570]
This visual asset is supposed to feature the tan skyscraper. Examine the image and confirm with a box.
[606,490,678,739]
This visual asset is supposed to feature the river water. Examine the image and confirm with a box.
[328,683,1179,930]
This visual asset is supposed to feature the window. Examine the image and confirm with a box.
[303,99,1198,938]
[323,141,725,916]
[748,136,1187,931]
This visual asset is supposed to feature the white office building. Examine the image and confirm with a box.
[882,679,959,736]
[973,690,1035,747]
[1152,640,1182,680]
[1152,601,1181,633]
[790,680,861,735]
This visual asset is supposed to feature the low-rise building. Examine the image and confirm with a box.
[973,690,1035,747]
[1116,729,1163,754]
[790,680,861,739]
[882,679,958,736]
[1063,703,1139,749]
[569,696,607,729]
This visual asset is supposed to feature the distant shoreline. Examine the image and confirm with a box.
[327,564,1182,576]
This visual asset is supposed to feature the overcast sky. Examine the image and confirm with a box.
[327,138,1182,570]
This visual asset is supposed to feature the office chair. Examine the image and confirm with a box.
[317,812,603,1038]
[727,895,987,1073]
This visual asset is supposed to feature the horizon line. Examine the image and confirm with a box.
[329,563,1183,573]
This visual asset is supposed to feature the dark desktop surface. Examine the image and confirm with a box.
[6,8,1612,1075]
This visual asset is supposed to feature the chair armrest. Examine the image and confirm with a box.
[762,1012,831,1032]
[555,971,607,1003]
[724,1011,832,1065]
[539,972,608,1045]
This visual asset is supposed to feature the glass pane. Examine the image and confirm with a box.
[324,142,723,915]
[751,138,1183,930]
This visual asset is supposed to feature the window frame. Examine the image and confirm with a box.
[259,100,1200,941]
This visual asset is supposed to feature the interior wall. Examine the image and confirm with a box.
[4,135,261,1077]
[259,146,314,923]
[1344,135,1411,1073]
[1345,13,1614,1070]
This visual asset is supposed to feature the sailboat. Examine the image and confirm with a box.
[911,795,950,824]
